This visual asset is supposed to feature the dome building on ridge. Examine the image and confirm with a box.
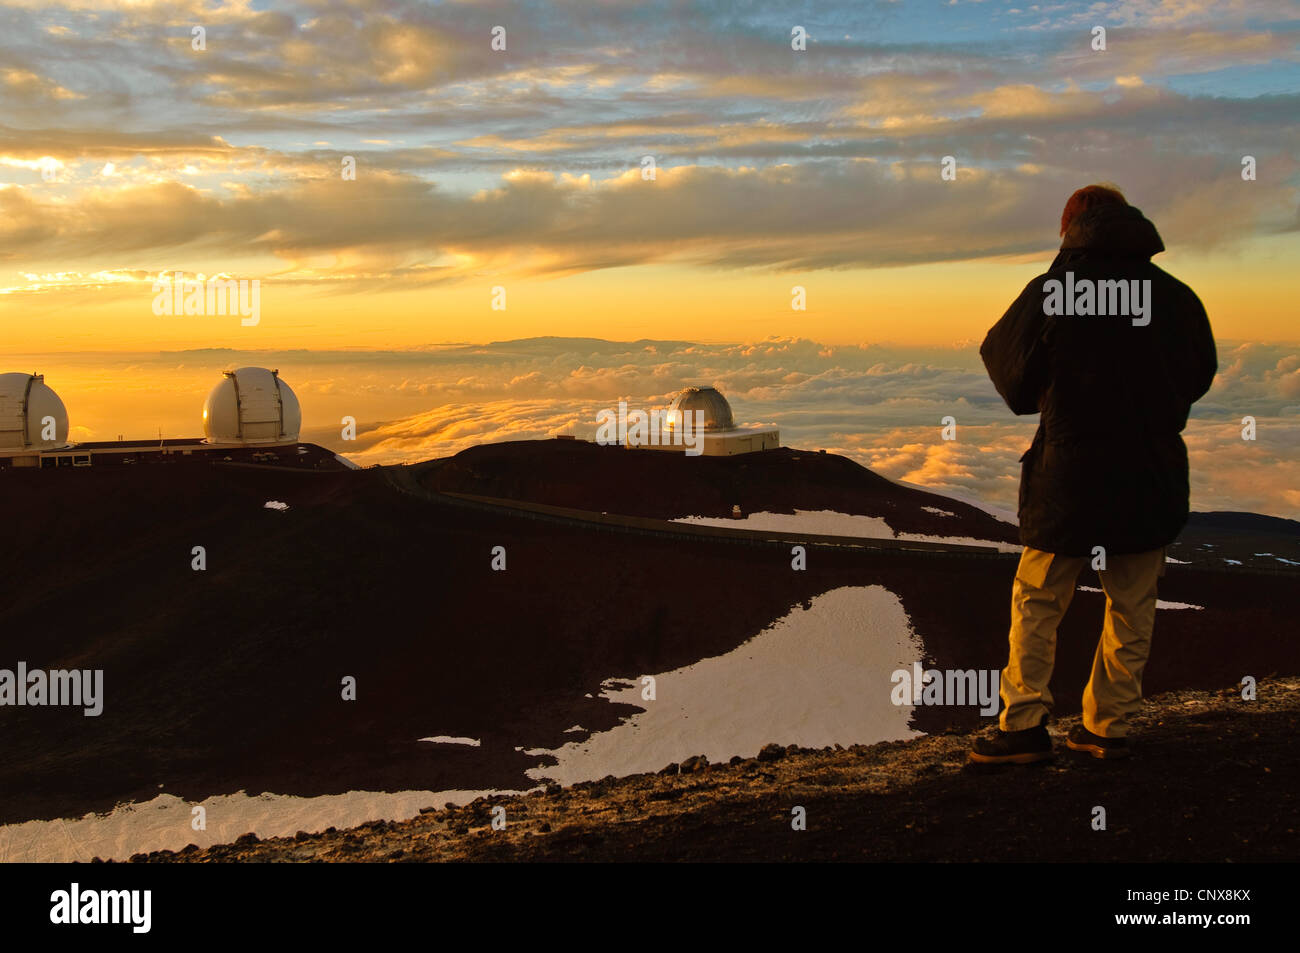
[651,385,779,456]
[203,367,301,445]
[0,365,353,472]
[0,373,70,452]
[668,386,735,432]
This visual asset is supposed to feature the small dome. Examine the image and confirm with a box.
[668,386,734,432]
[202,367,301,445]
[0,373,69,451]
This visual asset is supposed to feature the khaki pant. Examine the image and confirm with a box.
[999,546,1165,738]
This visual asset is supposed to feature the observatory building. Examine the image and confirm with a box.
[0,367,350,472]
[651,385,779,456]
[0,373,70,453]
[203,367,301,445]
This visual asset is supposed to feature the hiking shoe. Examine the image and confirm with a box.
[1066,725,1130,760]
[968,723,1053,764]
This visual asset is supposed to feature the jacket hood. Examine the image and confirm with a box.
[1059,204,1164,258]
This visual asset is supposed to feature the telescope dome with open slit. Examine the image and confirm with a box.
[202,367,301,445]
[0,373,69,451]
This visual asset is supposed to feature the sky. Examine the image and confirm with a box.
[1,0,1297,516]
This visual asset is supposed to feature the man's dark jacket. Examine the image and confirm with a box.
[980,205,1217,556]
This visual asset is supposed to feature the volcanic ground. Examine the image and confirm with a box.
[1,439,1296,835]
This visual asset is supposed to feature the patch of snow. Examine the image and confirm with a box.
[523,585,925,787]
[893,479,1020,526]
[263,500,289,511]
[1224,559,1243,565]
[673,509,1021,553]
[1165,556,1190,564]
[1276,557,1300,566]
[922,506,956,518]
[675,509,893,537]
[418,736,481,747]
[895,531,1021,553]
[1076,585,1203,610]
[0,787,509,863]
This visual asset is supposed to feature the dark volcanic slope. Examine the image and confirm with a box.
[1168,511,1300,570]
[1,443,1296,830]
[423,439,1021,542]
[144,679,1300,864]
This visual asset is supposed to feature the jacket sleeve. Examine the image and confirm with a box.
[980,278,1050,416]
[1182,289,1217,404]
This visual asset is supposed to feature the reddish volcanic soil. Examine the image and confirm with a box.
[0,440,1296,831]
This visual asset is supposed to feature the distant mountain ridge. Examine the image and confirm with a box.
[421,439,1300,570]
[1186,511,1300,534]
[422,439,1021,545]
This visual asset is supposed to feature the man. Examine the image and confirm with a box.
[970,184,1217,763]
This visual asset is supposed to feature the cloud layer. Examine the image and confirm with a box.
[274,335,1295,518]
[1,0,1297,291]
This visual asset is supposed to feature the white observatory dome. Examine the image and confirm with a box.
[202,367,301,445]
[668,386,735,432]
[0,373,70,451]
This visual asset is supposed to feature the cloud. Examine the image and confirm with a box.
[19,334,1294,516]
[4,141,1294,287]
[0,0,1295,290]
[226,334,1294,519]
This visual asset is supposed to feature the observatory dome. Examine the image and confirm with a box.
[202,367,301,445]
[668,386,735,432]
[0,373,70,451]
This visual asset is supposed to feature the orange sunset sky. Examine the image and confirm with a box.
[1,0,1297,517]
[1,0,1297,350]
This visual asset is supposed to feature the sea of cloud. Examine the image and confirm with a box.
[289,336,1296,520]
[24,336,1296,520]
